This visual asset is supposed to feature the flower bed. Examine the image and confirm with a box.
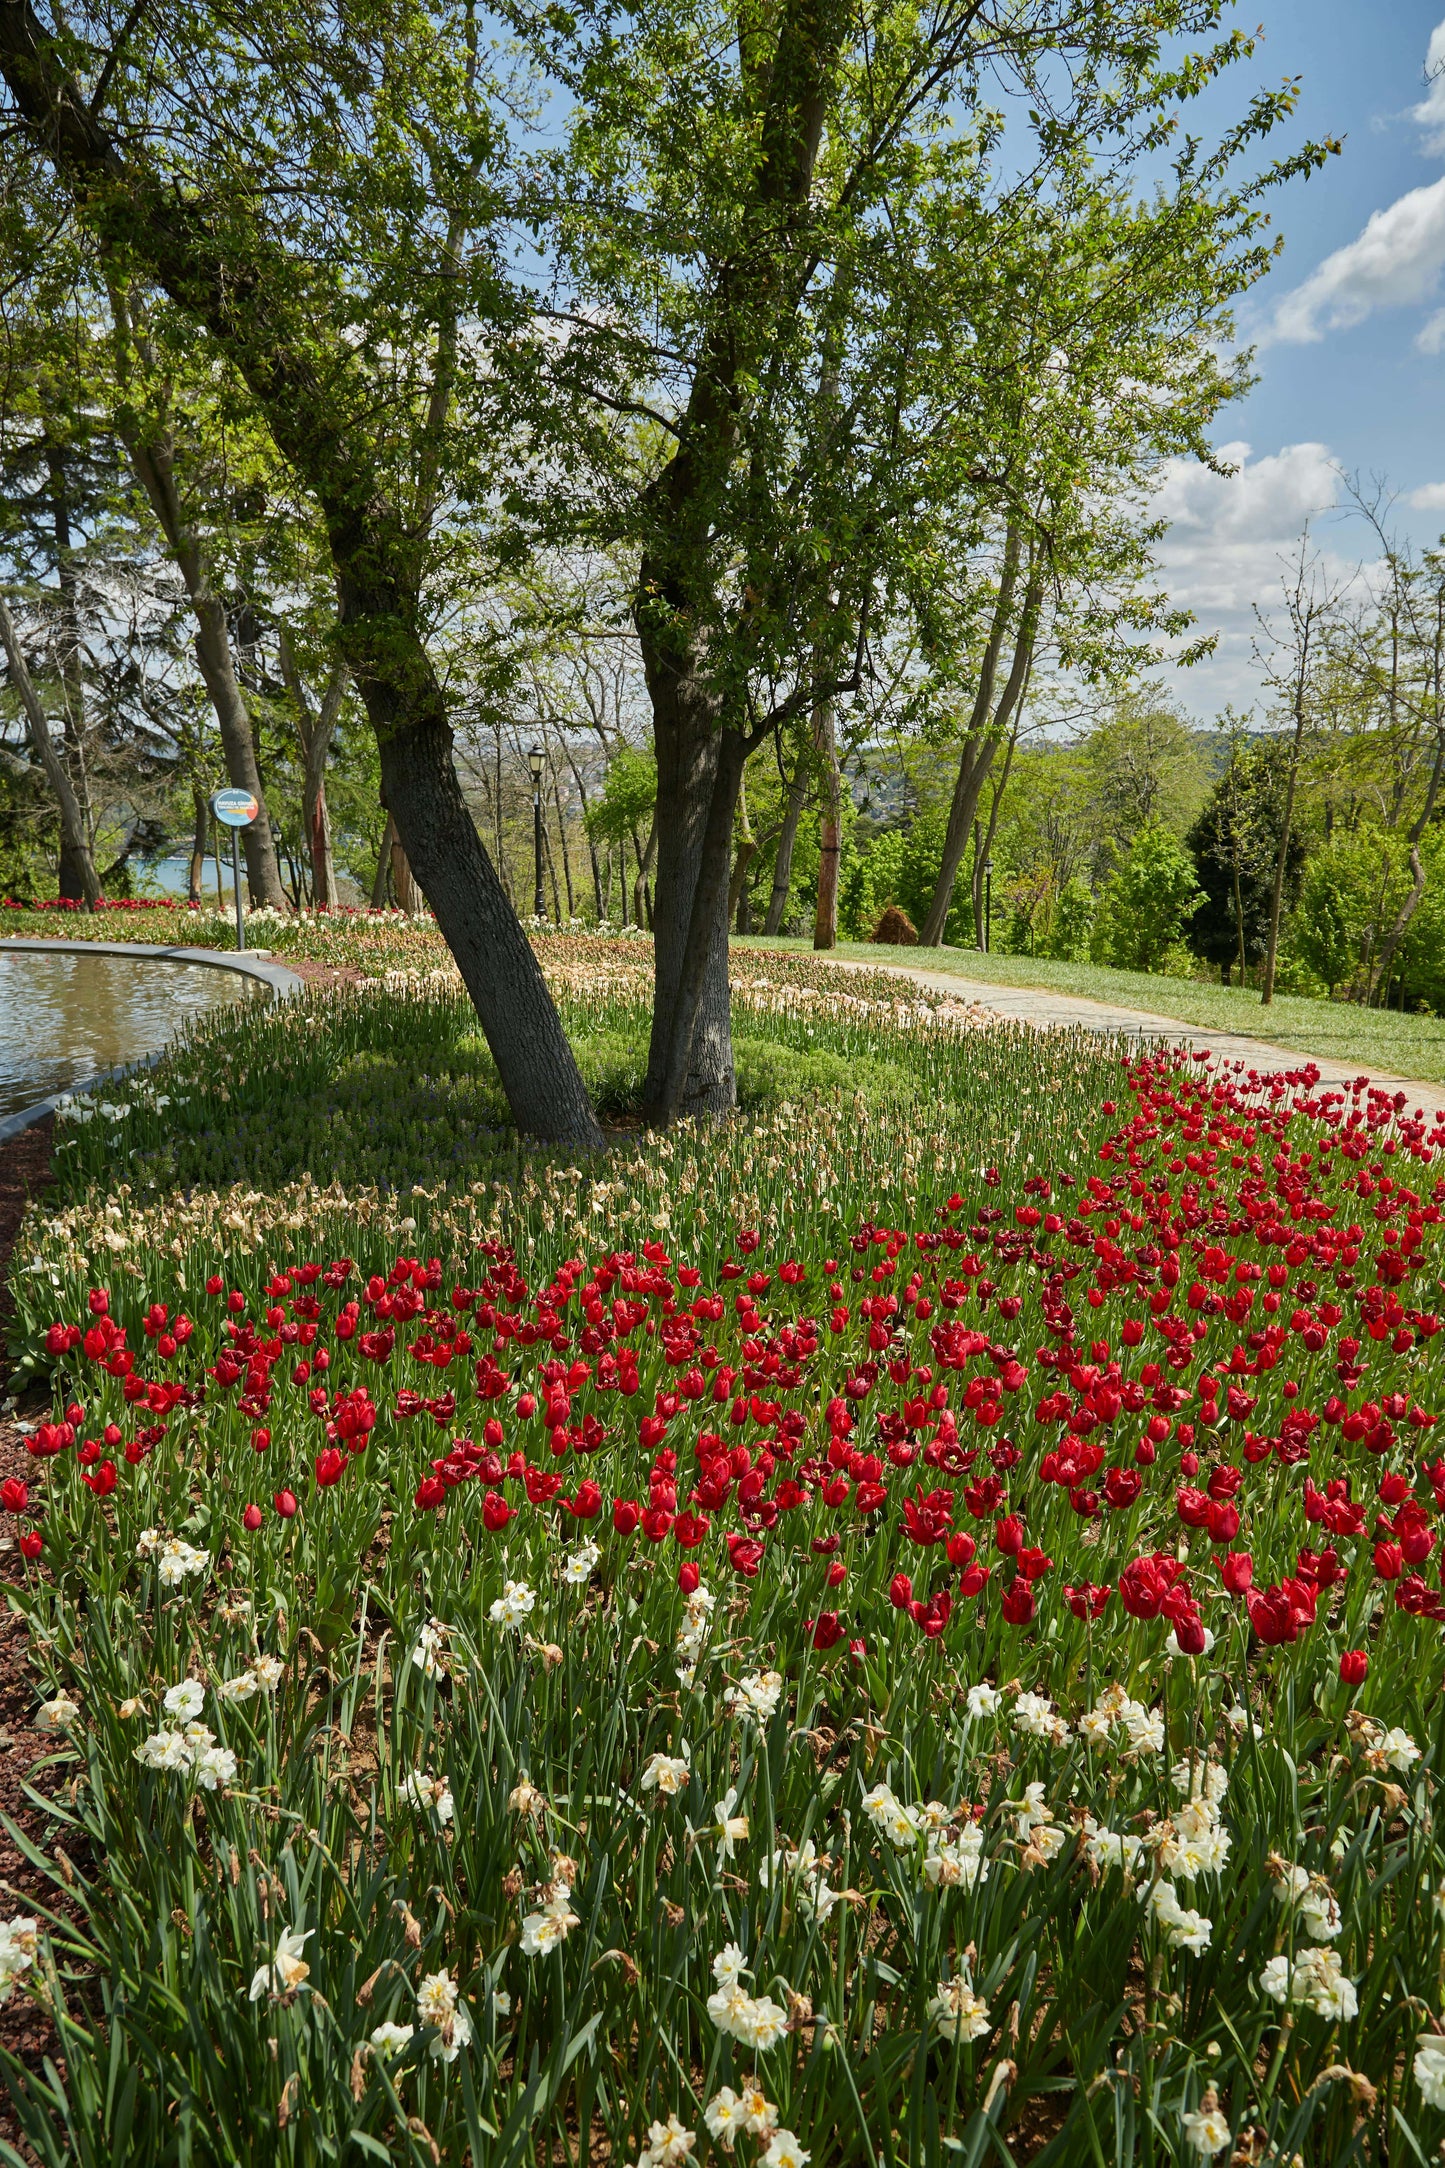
[3,979,1445,2161]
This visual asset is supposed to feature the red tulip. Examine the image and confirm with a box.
[889,1572,914,1610]
[0,1478,28,1514]
[1000,1577,1036,1626]
[273,1489,298,1519]
[612,1500,641,1535]
[1220,1550,1254,1593]
[315,1447,346,1488]
[242,1503,263,1532]
[19,1530,43,1560]
[677,1560,700,1594]
[1339,1648,1369,1685]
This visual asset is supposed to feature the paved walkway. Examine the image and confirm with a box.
[830,957,1445,1117]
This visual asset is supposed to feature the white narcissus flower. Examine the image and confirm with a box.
[640,1748,690,1797]
[249,1655,285,1692]
[248,1925,313,2003]
[192,1744,237,1791]
[564,1543,599,1585]
[1011,1691,1056,1739]
[135,1729,192,1773]
[162,1679,205,1720]
[1415,2035,1445,2110]
[928,1975,991,2043]
[400,1770,454,1825]
[762,2134,809,2168]
[1380,1727,1421,1774]
[732,1995,789,2052]
[519,1890,579,1957]
[216,1673,259,1704]
[1181,2097,1232,2157]
[409,1618,451,1678]
[711,1787,749,1855]
[723,1670,783,1724]
[416,1969,474,2062]
[489,1581,536,1631]
[712,1944,748,1988]
[965,1682,1002,1721]
[369,2020,414,2053]
[633,2112,696,2167]
[704,2088,748,2150]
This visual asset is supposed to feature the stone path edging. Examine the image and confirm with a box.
[825,955,1445,1118]
[0,939,302,1145]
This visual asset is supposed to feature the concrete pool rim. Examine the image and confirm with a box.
[0,938,304,1145]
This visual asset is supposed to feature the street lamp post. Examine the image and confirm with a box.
[984,859,993,955]
[528,744,546,919]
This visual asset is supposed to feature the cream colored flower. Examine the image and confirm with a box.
[248,1925,312,2002]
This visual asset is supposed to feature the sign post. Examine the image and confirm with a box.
[209,789,260,951]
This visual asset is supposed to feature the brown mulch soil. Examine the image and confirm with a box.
[280,955,369,995]
[0,1117,52,1372]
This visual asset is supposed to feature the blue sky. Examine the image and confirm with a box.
[1153,0,1445,715]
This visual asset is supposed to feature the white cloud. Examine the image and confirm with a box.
[1406,480,1445,510]
[1264,16,1445,348]
[1265,176,1445,345]
[1411,18,1445,153]
[1151,443,1369,713]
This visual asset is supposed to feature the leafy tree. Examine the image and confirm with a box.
[1187,735,1304,984]
[1,0,602,1143]
[1090,821,1204,974]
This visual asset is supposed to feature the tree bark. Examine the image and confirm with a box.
[813,700,842,949]
[44,440,95,900]
[278,631,345,909]
[0,6,601,1143]
[0,593,101,905]
[920,537,1041,947]
[189,783,208,903]
[372,813,395,908]
[763,756,808,933]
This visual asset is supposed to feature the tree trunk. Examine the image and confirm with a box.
[730,770,758,926]
[565,747,606,920]
[391,828,419,915]
[1260,724,1304,1007]
[278,634,345,909]
[549,759,575,918]
[632,818,658,931]
[44,441,96,901]
[920,541,1040,947]
[764,757,808,933]
[641,642,743,1118]
[371,813,394,908]
[189,784,208,903]
[813,700,842,950]
[0,594,101,905]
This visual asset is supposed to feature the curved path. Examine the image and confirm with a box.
[0,938,302,1144]
[830,955,1445,1118]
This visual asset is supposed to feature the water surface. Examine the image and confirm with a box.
[0,951,266,1119]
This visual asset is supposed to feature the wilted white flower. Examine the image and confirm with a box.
[0,1917,40,2006]
[248,1925,312,2002]
[401,1770,455,1825]
[249,1654,284,1692]
[924,1824,989,1891]
[36,1691,81,1733]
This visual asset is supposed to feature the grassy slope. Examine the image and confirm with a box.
[733,935,1445,1088]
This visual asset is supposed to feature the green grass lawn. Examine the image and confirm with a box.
[734,934,1445,1089]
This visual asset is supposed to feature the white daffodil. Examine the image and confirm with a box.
[369,2020,415,2053]
[928,1973,991,2043]
[710,1786,749,1855]
[248,1925,313,2003]
[162,1679,206,1720]
[640,1748,691,1797]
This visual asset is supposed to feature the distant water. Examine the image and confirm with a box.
[0,950,265,1118]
